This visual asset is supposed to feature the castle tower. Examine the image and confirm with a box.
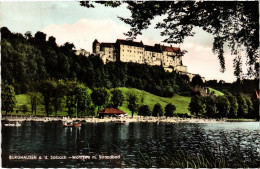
[93,39,100,54]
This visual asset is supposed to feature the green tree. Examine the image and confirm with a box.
[21,105,28,114]
[251,90,259,120]
[226,94,238,118]
[57,53,70,79]
[27,91,43,116]
[38,80,56,117]
[205,97,217,117]
[1,83,16,115]
[164,103,176,117]
[191,75,204,87]
[34,31,47,45]
[252,101,259,120]
[110,89,124,108]
[52,80,67,116]
[64,81,78,116]
[237,95,248,118]
[189,96,206,117]
[152,103,163,117]
[48,36,57,48]
[216,96,231,117]
[138,105,151,116]
[127,92,139,118]
[245,96,254,118]
[84,94,96,117]
[74,83,89,117]
[91,87,110,112]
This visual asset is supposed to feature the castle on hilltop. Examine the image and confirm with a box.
[92,39,205,82]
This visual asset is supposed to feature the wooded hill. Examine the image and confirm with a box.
[1,27,190,97]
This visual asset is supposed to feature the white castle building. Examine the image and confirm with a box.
[92,39,205,82]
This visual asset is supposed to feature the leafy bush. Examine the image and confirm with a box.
[21,105,28,113]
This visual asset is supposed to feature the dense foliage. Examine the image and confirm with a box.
[226,93,238,118]
[216,96,231,117]
[138,105,151,116]
[1,83,16,115]
[110,89,124,108]
[152,103,164,117]
[189,95,206,117]
[91,87,110,111]
[127,92,139,117]
[35,80,95,117]
[189,93,257,119]
[207,79,259,96]
[1,27,190,97]
[204,97,217,117]
[164,103,176,117]
[190,75,204,87]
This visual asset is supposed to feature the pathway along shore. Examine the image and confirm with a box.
[1,115,226,124]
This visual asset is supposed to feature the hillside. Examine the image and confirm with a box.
[208,87,224,96]
[12,88,191,116]
[118,87,191,115]
[1,27,190,97]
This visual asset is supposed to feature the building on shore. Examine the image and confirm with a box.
[98,108,127,118]
[93,39,205,82]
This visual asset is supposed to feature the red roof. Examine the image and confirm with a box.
[98,108,126,115]
[256,90,259,99]
[162,45,181,53]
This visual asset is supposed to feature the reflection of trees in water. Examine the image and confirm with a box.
[3,122,259,167]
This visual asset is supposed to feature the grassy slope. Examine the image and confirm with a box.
[208,87,224,96]
[15,94,28,107]
[8,88,191,116]
[118,87,191,115]
[13,94,46,116]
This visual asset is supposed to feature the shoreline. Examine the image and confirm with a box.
[1,116,227,124]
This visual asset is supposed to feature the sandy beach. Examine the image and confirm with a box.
[1,115,225,124]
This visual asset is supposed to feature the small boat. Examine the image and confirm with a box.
[63,121,81,127]
[114,120,128,124]
[4,122,21,127]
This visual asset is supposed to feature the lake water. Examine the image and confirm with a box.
[2,121,260,167]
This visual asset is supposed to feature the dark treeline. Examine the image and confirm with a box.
[1,27,190,97]
[189,93,259,120]
[207,79,259,96]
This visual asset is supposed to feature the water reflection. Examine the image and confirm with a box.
[2,121,259,167]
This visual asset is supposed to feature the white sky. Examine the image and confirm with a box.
[1,1,249,82]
